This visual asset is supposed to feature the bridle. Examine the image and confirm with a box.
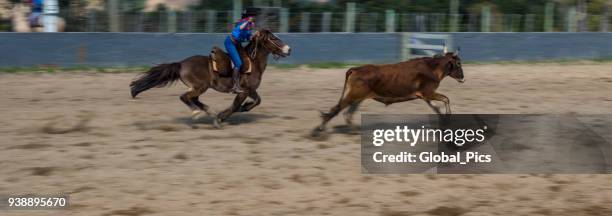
[249,31,285,60]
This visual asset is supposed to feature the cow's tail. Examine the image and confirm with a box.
[130,63,182,98]
[320,68,354,119]
[336,68,354,104]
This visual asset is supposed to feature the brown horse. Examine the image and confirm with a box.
[129,29,291,128]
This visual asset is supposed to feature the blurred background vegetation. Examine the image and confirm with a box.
[3,0,609,15]
[1,0,611,32]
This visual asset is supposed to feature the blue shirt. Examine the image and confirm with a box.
[231,21,253,43]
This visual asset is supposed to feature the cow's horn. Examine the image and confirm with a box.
[443,44,448,54]
[454,47,460,56]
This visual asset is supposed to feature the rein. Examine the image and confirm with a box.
[249,33,283,60]
[249,37,259,59]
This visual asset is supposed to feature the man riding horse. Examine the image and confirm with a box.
[225,8,260,94]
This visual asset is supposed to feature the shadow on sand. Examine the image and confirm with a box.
[330,125,361,135]
[307,124,361,141]
[175,113,278,127]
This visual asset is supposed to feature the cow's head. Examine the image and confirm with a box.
[443,47,464,83]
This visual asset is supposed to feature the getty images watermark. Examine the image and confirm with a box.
[370,125,492,164]
[361,114,612,174]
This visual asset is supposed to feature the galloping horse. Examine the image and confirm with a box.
[130,29,291,128]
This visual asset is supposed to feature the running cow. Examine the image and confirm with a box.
[314,47,465,132]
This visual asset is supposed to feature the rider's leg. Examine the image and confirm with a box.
[224,37,243,93]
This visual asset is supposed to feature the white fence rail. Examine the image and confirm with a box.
[401,33,453,60]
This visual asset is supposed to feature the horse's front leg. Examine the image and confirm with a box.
[238,90,261,112]
[214,92,248,128]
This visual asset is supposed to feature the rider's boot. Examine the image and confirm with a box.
[231,68,243,94]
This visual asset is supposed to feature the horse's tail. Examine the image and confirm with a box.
[130,62,182,98]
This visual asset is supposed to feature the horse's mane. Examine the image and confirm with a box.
[245,29,274,58]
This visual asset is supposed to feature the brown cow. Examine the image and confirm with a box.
[314,48,465,133]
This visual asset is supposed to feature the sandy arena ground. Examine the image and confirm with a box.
[1,63,612,216]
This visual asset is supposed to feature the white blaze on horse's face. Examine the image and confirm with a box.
[282,45,291,55]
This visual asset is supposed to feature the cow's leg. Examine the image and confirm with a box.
[430,92,451,115]
[214,92,248,128]
[343,102,362,127]
[238,90,261,112]
[316,84,369,132]
[316,101,349,132]
[425,100,443,115]
[424,92,451,121]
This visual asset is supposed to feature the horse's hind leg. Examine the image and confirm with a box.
[191,97,214,118]
[180,87,209,119]
[180,89,198,112]
[190,89,215,117]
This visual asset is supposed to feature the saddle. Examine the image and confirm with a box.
[209,46,252,77]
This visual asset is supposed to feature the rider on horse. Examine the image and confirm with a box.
[225,8,260,94]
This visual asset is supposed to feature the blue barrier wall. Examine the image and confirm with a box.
[0,33,399,67]
[1,32,611,67]
[450,33,612,61]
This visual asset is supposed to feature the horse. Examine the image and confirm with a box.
[129,29,291,128]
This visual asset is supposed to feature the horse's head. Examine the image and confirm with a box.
[253,29,291,58]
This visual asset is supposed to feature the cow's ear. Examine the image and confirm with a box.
[444,59,454,75]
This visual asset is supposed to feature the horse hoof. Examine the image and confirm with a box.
[192,110,204,119]
[206,110,217,117]
[213,119,223,129]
